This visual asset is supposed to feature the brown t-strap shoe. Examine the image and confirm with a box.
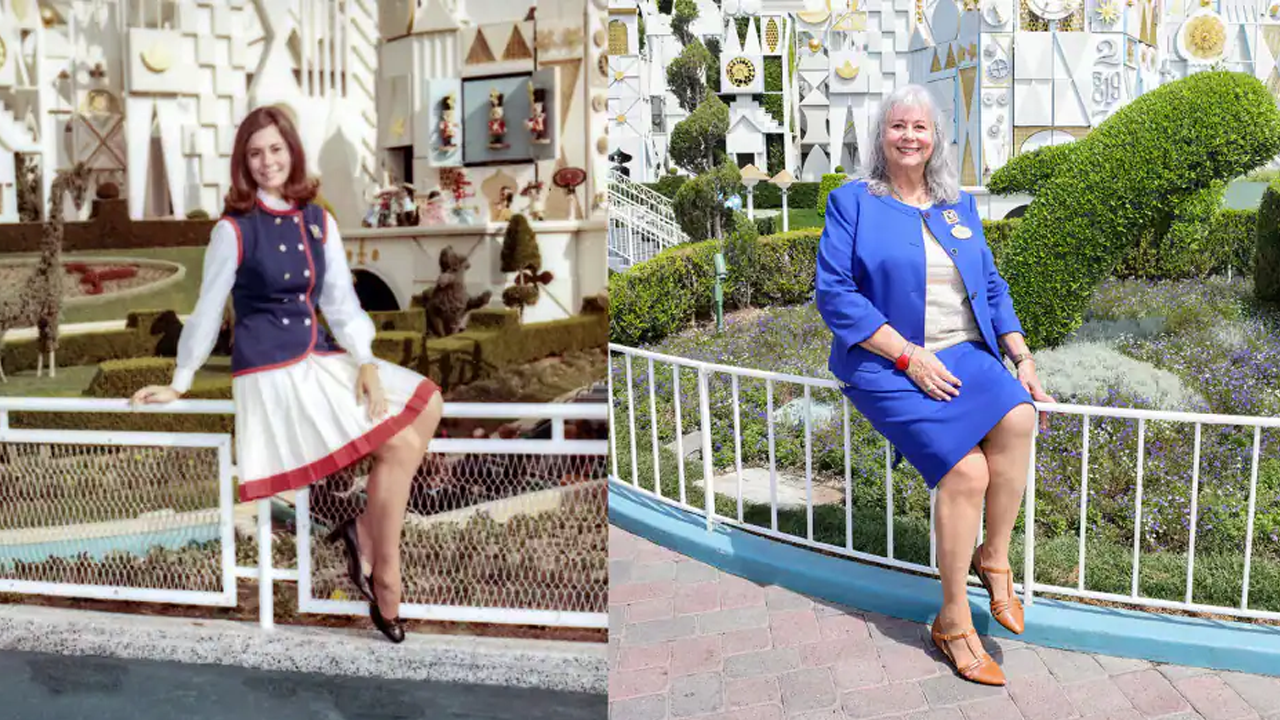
[930,618,1006,686]
[971,544,1025,635]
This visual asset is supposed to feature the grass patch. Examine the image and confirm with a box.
[59,247,207,324]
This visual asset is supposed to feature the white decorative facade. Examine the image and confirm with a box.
[609,0,1280,192]
[0,0,608,228]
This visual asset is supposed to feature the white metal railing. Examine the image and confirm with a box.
[607,343,1280,623]
[0,397,608,630]
[608,170,688,271]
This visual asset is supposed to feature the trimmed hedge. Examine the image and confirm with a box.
[1258,179,1280,301]
[610,229,820,347]
[988,71,1280,349]
[816,174,850,218]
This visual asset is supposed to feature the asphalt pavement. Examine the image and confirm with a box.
[0,650,606,720]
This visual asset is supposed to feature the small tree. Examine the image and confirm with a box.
[667,40,711,114]
[671,0,698,46]
[669,89,729,175]
[500,213,553,319]
[672,157,740,241]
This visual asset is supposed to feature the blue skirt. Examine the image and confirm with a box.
[838,341,1033,489]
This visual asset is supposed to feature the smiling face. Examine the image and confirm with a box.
[244,124,292,195]
[883,102,935,174]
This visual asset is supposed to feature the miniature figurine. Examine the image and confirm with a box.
[520,181,546,221]
[493,185,516,221]
[419,189,447,226]
[439,95,459,150]
[488,89,508,150]
[452,173,478,224]
[526,87,550,144]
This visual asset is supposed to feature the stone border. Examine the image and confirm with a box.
[0,604,606,693]
[608,479,1280,678]
[0,255,187,308]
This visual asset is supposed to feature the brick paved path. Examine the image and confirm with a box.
[609,525,1280,720]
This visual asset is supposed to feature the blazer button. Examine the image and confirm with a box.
[304,269,311,277]
[279,244,286,252]
[297,243,304,251]
[283,317,290,325]
[970,292,977,300]
[284,272,291,280]
[304,318,312,326]
[275,218,282,225]
[298,293,305,301]
[950,248,958,256]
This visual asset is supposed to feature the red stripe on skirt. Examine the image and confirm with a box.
[236,377,441,502]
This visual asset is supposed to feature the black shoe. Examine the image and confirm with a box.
[369,597,407,644]
[326,519,374,603]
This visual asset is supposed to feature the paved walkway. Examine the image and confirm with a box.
[609,526,1280,720]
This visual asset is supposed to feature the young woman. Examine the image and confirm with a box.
[131,105,443,643]
[815,84,1055,685]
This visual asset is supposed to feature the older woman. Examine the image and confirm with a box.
[815,84,1054,686]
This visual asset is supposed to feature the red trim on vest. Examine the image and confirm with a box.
[222,217,245,265]
[236,377,441,502]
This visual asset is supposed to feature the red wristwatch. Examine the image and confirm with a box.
[894,344,913,371]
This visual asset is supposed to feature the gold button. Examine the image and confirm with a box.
[304,269,311,277]
[283,318,290,325]
[304,318,312,326]
[298,294,305,301]
[293,217,299,224]
[275,218,282,225]
[284,273,291,280]
[297,243,304,251]
[279,244,286,252]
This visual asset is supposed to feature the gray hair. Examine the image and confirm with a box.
[862,84,960,205]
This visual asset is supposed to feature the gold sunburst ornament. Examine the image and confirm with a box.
[1095,0,1120,23]
[726,57,756,87]
[1177,10,1227,62]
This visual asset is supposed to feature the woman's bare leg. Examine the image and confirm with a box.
[977,403,1037,602]
[364,393,445,619]
[932,447,990,668]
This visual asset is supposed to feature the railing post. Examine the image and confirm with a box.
[698,367,715,532]
[1023,419,1038,607]
[258,497,274,630]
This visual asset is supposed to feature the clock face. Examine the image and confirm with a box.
[726,57,756,88]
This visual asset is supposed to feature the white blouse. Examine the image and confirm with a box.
[170,190,377,393]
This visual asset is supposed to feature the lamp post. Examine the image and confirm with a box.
[740,163,765,221]
[771,169,795,233]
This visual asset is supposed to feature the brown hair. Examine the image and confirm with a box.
[222,105,320,215]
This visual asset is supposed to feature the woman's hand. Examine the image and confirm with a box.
[1016,359,1055,431]
[130,385,181,407]
[904,345,962,402]
[356,363,387,422]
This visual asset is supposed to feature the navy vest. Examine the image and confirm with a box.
[225,200,342,376]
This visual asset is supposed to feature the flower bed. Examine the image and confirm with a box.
[610,276,1280,613]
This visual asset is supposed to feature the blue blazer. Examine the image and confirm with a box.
[815,180,1023,387]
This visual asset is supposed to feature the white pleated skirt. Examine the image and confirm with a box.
[232,351,441,502]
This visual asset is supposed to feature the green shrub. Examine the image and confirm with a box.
[982,218,1020,267]
[1258,179,1280,301]
[724,211,761,308]
[747,181,819,209]
[988,71,1280,349]
[609,229,820,346]
[816,173,849,218]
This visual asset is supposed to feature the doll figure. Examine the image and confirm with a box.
[526,87,549,144]
[520,181,546,221]
[439,95,459,150]
[419,189,447,226]
[494,185,515,221]
[488,89,508,150]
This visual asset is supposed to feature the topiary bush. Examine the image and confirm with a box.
[816,173,849,219]
[610,228,820,346]
[988,71,1280,349]
[1256,179,1280,302]
[499,214,552,318]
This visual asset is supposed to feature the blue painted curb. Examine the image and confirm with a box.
[609,480,1280,677]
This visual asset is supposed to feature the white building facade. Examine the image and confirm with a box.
[609,0,1276,193]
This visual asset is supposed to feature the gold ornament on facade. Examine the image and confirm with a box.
[594,29,606,47]
[562,27,584,48]
[765,19,780,52]
[597,136,608,154]
[1185,15,1225,59]
[140,44,172,73]
[726,57,756,87]
[836,59,859,79]
[808,36,823,52]
[537,29,557,50]
[592,94,606,111]
[1095,0,1120,23]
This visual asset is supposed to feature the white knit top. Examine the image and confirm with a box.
[920,217,983,352]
